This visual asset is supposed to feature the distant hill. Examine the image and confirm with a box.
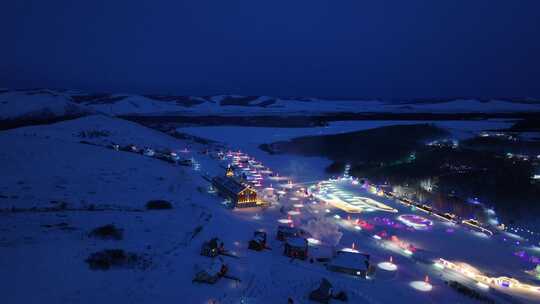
[1,89,539,120]
[0,89,94,129]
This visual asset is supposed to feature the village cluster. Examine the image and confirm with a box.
[196,151,379,303]
[198,148,540,303]
[101,138,540,302]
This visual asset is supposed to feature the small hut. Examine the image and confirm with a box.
[284,237,308,260]
[248,230,267,251]
[309,278,333,304]
[201,237,224,257]
[327,250,374,278]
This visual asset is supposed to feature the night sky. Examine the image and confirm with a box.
[2,1,540,98]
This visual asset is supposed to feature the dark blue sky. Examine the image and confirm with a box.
[2,1,540,98]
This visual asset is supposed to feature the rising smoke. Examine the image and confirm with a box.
[302,215,343,247]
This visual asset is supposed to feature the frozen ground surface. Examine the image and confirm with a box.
[0,115,537,304]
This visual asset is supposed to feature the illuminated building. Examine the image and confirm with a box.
[226,165,234,177]
[211,167,259,208]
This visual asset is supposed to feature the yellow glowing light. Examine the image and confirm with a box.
[477,282,489,290]
[435,258,540,293]
[462,219,493,236]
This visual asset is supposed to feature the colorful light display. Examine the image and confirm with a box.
[310,180,397,213]
[397,214,433,229]
[434,258,540,293]
[462,219,493,236]
[410,276,432,292]
[378,257,397,271]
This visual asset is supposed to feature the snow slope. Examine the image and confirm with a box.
[0,89,92,120]
[0,115,196,210]
[6,114,190,151]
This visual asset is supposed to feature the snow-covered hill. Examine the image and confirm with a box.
[0,115,220,303]
[74,93,540,116]
[0,89,93,121]
[2,89,539,120]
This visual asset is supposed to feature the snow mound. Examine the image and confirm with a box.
[7,114,189,150]
[0,115,198,210]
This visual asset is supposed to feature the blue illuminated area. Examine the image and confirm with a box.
[310,178,397,213]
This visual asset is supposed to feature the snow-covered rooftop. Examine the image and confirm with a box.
[329,251,370,271]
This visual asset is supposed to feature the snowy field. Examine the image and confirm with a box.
[1,115,536,304]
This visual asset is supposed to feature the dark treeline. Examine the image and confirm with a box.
[262,124,540,223]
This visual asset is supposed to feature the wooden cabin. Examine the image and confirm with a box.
[327,250,374,278]
[284,237,308,260]
[248,230,268,251]
[211,176,258,208]
[309,278,333,304]
[200,237,223,257]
